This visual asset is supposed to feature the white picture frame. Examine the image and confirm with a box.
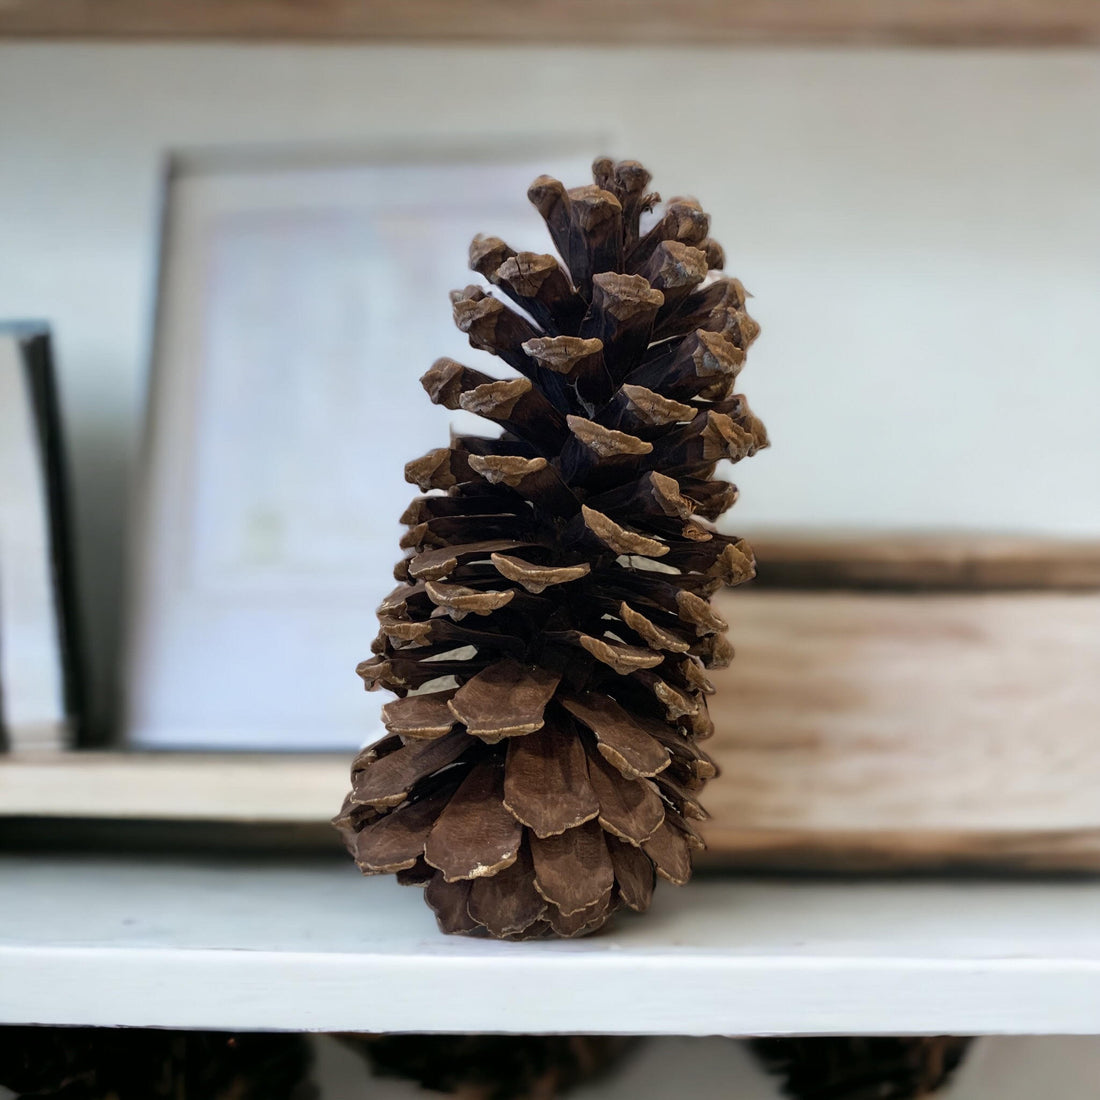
[124,144,599,750]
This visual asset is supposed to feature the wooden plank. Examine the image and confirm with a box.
[1,0,1099,46]
[4,857,1100,1033]
[749,532,1100,590]
[697,829,1100,873]
[2,587,1098,870]
[702,589,1100,867]
[0,751,344,822]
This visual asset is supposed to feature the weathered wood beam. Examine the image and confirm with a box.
[1,0,1099,46]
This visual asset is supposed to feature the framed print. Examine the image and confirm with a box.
[124,145,597,750]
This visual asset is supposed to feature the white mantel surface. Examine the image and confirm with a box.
[3,855,1100,1035]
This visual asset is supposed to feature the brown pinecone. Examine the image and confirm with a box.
[341,1034,636,1100]
[749,1037,973,1100]
[0,1026,318,1100]
[335,157,766,939]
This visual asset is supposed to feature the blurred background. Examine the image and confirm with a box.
[2,12,1100,1098]
[1,42,1098,746]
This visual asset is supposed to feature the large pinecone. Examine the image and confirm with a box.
[335,157,766,938]
[0,1027,317,1100]
[341,1034,636,1100]
[749,1037,973,1100]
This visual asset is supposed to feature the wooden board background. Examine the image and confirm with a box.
[3,537,1099,871]
[2,0,1099,46]
[704,588,1100,870]
[747,533,1100,590]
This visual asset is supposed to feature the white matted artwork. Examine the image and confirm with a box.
[125,148,597,750]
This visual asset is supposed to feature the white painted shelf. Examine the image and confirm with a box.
[3,856,1100,1035]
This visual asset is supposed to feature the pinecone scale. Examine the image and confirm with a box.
[335,157,767,939]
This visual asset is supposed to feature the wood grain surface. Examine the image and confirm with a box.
[703,588,1100,869]
[3,542,1099,871]
[749,533,1100,591]
[1,0,1099,45]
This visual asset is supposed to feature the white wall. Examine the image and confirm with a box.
[1,44,1098,736]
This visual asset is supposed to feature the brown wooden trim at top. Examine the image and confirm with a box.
[1,0,1099,46]
[745,532,1100,590]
